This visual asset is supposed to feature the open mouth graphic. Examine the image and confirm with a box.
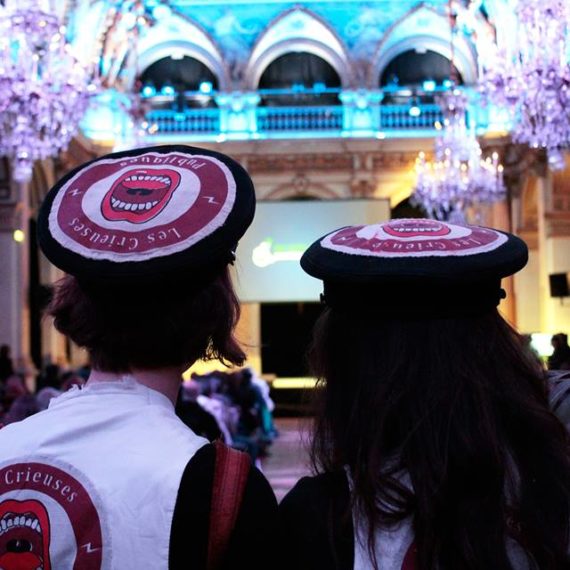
[0,500,51,570]
[101,167,181,224]
[384,220,451,238]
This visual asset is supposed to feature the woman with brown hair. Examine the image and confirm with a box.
[279,219,570,569]
[0,145,277,569]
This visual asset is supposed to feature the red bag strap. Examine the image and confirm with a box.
[207,440,251,570]
[402,542,418,570]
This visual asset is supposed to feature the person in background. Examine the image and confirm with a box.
[176,380,222,442]
[549,333,570,370]
[35,370,85,411]
[279,219,570,570]
[0,145,277,569]
[0,345,14,383]
[520,333,544,372]
[36,362,61,392]
[1,374,38,425]
[248,366,279,439]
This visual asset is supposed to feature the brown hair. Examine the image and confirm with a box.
[48,268,245,372]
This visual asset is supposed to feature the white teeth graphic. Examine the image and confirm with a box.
[113,199,160,212]
[123,174,169,184]
[395,227,433,232]
[0,514,42,536]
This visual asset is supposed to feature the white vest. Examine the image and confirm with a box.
[349,472,533,570]
[0,377,207,570]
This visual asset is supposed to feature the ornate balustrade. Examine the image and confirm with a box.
[379,104,444,130]
[146,108,220,134]
[257,106,343,132]
[81,87,502,143]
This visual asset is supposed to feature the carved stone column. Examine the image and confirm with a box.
[0,173,32,375]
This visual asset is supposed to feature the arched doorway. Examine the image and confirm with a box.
[258,52,341,107]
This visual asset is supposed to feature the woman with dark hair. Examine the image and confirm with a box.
[278,219,570,569]
[0,145,277,569]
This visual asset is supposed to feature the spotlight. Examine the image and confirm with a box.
[13,230,25,243]
[161,84,175,96]
[409,105,422,117]
[198,81,213,94]
[141,84,156,97]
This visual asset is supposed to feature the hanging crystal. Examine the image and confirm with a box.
[480,0,570,169]
[412,88,506,222]
[0,0,98,182]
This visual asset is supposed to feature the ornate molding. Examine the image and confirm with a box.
[243,152,353,174]
[547,217,570,238]
[262,172,339,200]
[242,150,418,176]
[370,151,418,170]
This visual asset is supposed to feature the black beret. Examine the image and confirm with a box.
[301,218,528,317]
[38,145,255,283]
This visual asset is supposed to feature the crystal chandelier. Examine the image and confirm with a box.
[0,0,98,183]
[412,89,506,222]
[480,0,570,170]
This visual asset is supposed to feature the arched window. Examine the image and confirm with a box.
[380,50,462,104]
[380,49,462,87]
[258,52,341,107]
[140,56,218,110]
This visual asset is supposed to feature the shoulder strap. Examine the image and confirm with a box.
[402,542,418,570]
[207,440,251,570]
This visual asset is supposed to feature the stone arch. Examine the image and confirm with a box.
[137,16,230,91]
[369,4,478,88]
[244,7,353,90]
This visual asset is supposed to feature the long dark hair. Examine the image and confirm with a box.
[309,308,570,569]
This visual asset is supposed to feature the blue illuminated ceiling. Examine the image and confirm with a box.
[146,0,451,53]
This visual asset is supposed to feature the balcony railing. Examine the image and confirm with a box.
[81,86,501,143]
[380,104,444,130]
[147,108,220,134]
[257,106,343,132]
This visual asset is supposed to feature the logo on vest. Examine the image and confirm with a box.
[0,462,107,569]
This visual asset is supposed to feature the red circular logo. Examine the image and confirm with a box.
[49,152,236,262]
[0,462,107,569]
[322,220,506,258]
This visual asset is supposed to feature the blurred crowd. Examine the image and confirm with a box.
[179,367,278,467]
[0,345,277,466]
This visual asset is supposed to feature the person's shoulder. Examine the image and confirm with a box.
[277,471,353,570]
[547,371,570,426]
[280,470,349,515]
